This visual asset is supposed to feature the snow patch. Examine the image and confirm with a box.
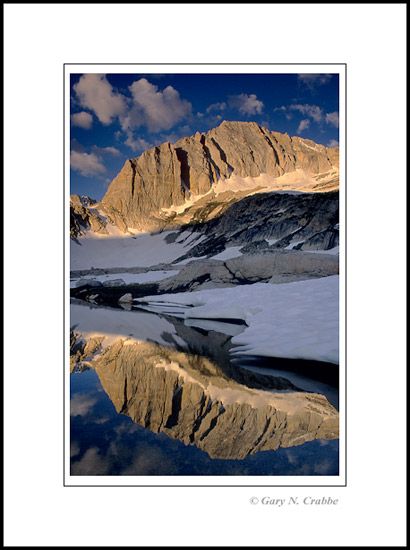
[161,189,213,216]
[136,276,339,364]
[211,246,244,260]
[71,230,203,270]
[285,241,304,250]
[212,168,338,197]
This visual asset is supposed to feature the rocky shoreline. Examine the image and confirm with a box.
[70,248,339,307]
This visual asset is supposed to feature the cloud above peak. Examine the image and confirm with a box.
[122,78,192,133]
[326,111,339,127]
[73,75,193,135]
[297,119,310,134]
[327,139,339,148]
[228,93,264,116]
[124,133,153,153]
[73,74,127,125]
[290,104,324,123]
[70,150,107,177]
[277,103,339,132]
[206,102,227,114]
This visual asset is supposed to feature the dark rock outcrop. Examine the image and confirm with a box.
[70,194,108,238]
[169,190,339,263]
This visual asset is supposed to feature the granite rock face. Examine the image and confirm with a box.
[157,250,339,292]
[71,335,339,459]
[101,121,339,231]
[70,195,108,238]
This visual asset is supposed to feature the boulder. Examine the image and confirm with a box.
[225,250,339,281]
[118,293,133,304]
[158,260,233,292]
[102,279,126,287]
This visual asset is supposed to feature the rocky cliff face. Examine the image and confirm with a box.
[70,195,108,238]
[101,121,339,231]
[70,334,338,460]
[167,189,339,263]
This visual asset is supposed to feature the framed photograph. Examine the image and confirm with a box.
[65,64,346,487]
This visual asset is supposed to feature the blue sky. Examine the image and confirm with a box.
[70,72,339,200]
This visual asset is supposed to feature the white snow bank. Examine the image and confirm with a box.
[285,241,304,250]
[71,230,200,270]
[173,255,207,265]
[135,276,339,364]
[160,189,213,216]
[210,246,244,260]
[213,168,338,196]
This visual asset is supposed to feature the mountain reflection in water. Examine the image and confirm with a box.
[70,300,339,475]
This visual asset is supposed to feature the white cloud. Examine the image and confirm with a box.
[71,111,93,129]
[103,146,121,156]
[274,105,293,120]
[327,139,339,148]
[122,78,192,133]
[70,150,106,177]
[298,74,332,89]
[73,76,192,134]
[92,145,121,156]
[326,111,339,127]
[124,132,153,153]
[290,104,324,123]
[228,93,264,116]
[297,119,310,133]
[70,441,80,458]
[73,74,127,125]
[206,101,227,114]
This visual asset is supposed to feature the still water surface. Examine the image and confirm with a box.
[70,300,339,476]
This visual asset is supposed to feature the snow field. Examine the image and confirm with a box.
[135,276,339,364]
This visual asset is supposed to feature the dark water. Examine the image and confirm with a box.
[70,301,339,477]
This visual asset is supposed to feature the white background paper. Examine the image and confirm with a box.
[4,4,406,547]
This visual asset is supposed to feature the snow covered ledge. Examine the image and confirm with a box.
[135,275,339,365]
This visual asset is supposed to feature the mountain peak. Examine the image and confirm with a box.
[101,121,338,231]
